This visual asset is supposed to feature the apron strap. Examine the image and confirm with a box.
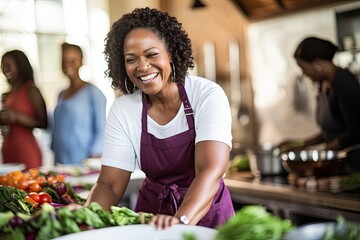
[178,82,195,130]
[141,81,195,132]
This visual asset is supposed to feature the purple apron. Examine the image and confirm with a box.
[135,82,234,228]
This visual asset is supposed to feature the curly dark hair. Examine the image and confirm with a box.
[104,7,194,93]
[1,50,34,83]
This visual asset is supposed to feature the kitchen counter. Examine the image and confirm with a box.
[225,171,360,224]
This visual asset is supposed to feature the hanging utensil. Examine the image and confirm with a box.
[293,74,309,113]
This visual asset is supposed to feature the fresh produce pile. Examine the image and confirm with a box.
[230,154,250,171]
[0,202,153,240]
[341,172,360,191]
[0,169,86,215]
[215,205,294,240]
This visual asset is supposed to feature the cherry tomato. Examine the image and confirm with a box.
[55,174,65,182]
[37,176,47,187]
[28,181,41,192]
[28,192,40,203]
[47,176,57,184]
[28,168,39,179]
[0,175,6,185]
[24,196,39,208]
[17,179,29,190]
[38,192,52,205]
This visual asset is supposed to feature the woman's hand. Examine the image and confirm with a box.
[148,214,181,229]
[0,108,18,125]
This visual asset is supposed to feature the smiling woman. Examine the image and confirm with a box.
[123,28,172,96]
[0,50,48,170]
[85,7,235,230]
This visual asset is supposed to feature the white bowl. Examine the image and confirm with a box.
[52,224,216,240]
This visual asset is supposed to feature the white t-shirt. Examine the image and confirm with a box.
[102,75,232,172]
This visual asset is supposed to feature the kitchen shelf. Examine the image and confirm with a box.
[225,171,360,225]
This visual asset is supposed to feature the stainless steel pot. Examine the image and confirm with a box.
[247,147,286,177]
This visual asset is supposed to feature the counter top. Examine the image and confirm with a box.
[224,171,360,214]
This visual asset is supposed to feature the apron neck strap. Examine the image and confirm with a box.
[141,81,195,132]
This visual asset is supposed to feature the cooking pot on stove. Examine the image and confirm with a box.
[246,146,286,177]
[279,143,360,177]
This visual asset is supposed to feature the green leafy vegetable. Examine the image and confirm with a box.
[341,173,360,190]
[56,207,81,234]
[0,186,30,215]
[0,203,154,239]
[215,205,294,240]
[111,206,141,225]
[183,231,198,240]
[66,183,86,204]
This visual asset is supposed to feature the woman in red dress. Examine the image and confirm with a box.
[0,50,48,169]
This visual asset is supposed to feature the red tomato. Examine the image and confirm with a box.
[28,192,40,203]
[38,192,52,205]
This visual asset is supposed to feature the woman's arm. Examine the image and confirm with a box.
[176,140,230,223]
[89,88,107,157]
[85,165,131,210]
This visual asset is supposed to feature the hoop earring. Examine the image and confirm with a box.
[171,63,176,82]
[125,76,134,94]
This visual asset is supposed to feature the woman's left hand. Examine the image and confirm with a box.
[148,214,181,229]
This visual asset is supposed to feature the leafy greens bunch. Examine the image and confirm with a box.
[215,205,294,240]
[0,202,153,240]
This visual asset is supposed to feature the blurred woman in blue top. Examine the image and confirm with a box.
[51,43,106,165]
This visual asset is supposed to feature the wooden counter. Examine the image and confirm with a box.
[225,171,360,224]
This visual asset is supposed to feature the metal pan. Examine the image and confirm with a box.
[279,144,360,177]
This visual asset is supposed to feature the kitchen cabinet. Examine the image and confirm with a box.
[225,172,360,226]
[336,7,360,51]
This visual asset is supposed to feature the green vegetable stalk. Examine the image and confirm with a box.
[0,186,30,215]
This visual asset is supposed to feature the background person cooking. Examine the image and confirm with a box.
[278,36,360,171]
[85,7,234,229]
[0,50,48,169]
